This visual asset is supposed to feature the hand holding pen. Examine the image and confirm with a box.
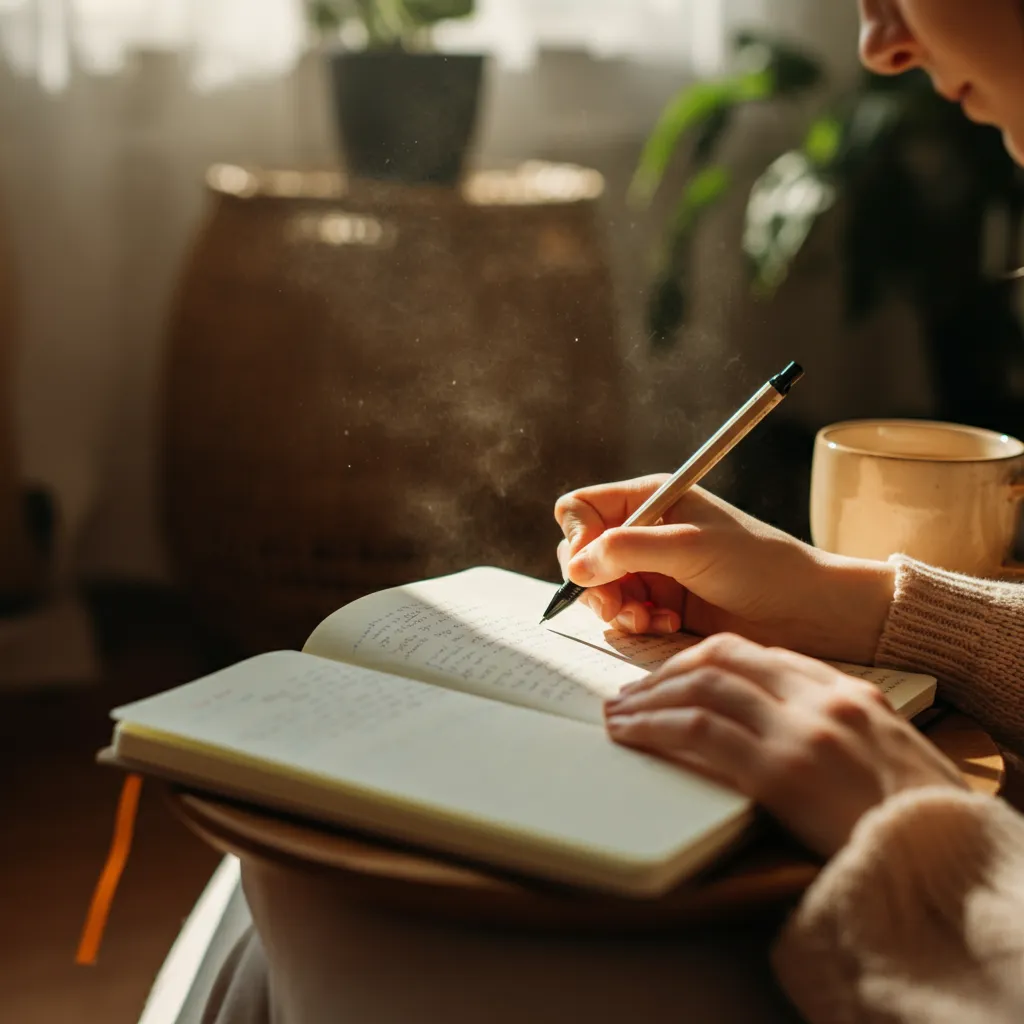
[542,363,803,624]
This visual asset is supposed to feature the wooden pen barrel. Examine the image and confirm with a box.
[162,163,625,654]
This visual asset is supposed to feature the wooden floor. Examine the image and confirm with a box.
[0,589,224,1024]
[3,588,1024,1024]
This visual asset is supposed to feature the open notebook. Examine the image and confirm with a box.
[103,567,936,899]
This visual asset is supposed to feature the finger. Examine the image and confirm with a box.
[635,572,684,634]
[606,707,758,790]
[557,539,622,621]
[661,750,737,791]
[595,572,638,624]
[606,668,775,734]
[554,475,670,554]
[583,585,626,622]
[637,572,685,618]
[556,538,571,577]
[807,672,901,733]
[619,573,648,605]
[613,597,654,634]
[610,573,686,634]
[577,584,623,623]
[566,523,703,589]
[647,633,822,700]
[610,575,652,632]
[628,603,681,635]
[612,633,764,701]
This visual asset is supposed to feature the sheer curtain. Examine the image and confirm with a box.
[1,1,723,90]
[0,0,858,683]
[0,1,860,84]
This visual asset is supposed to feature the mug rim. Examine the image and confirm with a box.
[815,418,1024,463]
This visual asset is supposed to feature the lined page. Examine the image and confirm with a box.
[548,612,936,720]
[827,662,937,719]
[111,650,751,897]
[305,566,934,725]
[113,651,471,760]
[304,569,649,725]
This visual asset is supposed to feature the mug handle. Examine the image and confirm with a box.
[999,479,1024,578]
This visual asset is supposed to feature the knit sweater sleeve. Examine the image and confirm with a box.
[875,556,1024,752]
[772,559,1024,1022]
[772,788,1024,1024]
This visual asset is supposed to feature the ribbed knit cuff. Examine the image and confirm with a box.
[876,556,1024,749]
[772,787,1024,1024]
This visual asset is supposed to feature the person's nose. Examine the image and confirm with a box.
[858,0,924,75]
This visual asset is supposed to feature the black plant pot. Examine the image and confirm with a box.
[329,50,485,187]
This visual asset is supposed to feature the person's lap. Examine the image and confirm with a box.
[201,858,802,1024]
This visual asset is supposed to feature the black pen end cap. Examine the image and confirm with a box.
[769,361,804,395]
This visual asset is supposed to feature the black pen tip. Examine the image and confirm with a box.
[541,581,584,624]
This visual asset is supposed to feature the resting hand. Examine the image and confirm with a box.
[605,633,965,857]
[555,475,895,665]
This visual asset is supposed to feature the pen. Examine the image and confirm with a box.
[540,361,804,624]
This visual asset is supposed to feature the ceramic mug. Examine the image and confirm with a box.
[809,419,1024,577]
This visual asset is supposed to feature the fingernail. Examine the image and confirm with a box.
[569,552,593,584]
[619,680,644,695]
[614,609,638,632]
[651,611,678,634]
[606,713,633,736]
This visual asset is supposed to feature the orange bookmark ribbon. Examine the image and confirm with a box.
[75,774,143,966]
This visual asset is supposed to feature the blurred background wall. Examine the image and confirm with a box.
[0,0,875,586]
[4,0,1009,683]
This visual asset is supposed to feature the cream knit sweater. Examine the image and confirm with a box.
[773,556,1024,1023]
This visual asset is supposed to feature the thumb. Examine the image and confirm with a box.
[555,499,606,557]
[567,523,702,587]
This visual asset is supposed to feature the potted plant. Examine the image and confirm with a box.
[630,31,1024,538]
[631,31,1024,436]
[308,0,484,186]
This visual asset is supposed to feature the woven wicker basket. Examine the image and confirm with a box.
[162,163,625,653]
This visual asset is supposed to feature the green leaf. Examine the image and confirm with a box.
[628,71,771,209]
[671,166,732,237]
[803,115,842,168]
[691,106,734,167]
[645,167,732,346]
[635,30,826,348]
[744,151,836,294]
[308,0,346,32]
[767,47,824,95]
[402,0,474,24]
[353,0,404,45]
[732,31,824,95]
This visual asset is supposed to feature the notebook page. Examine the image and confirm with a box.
[826,663,937,719]
[113,651,469,760]
[304,568,650,726]
[547,616,936,720]
[111,650,751,896]
[305,566,934,725]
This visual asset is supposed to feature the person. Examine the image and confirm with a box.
[548,7,1024,1018]
[202,3,1024,1022]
